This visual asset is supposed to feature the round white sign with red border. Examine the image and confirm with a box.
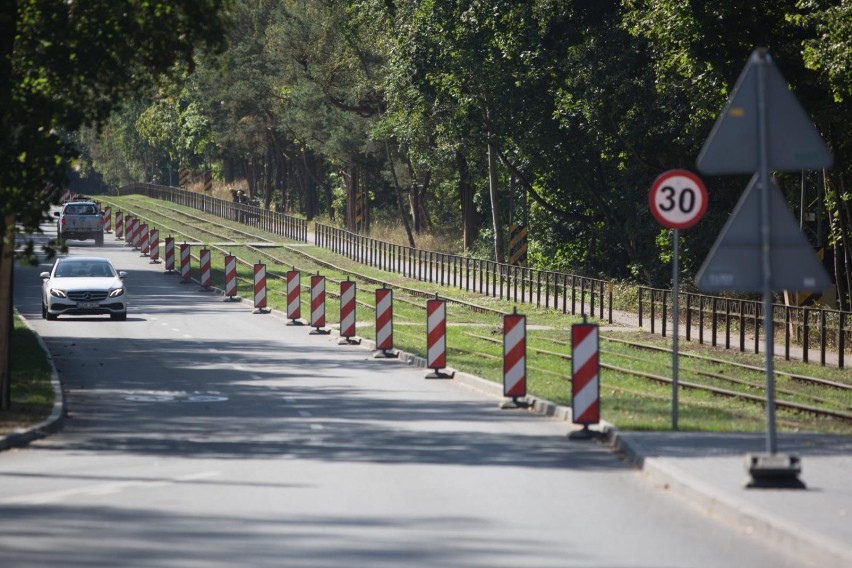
[648,169,708,229]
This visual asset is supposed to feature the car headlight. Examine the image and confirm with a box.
[49,288,67,298]
[108,287,125,298]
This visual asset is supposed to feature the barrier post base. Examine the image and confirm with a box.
[569,424,602,440]
[425,368,455,379]
[286,319,305,326]
[500,396,532,409]
[150,259,161,264]
[224,296,239,302]
[374,349,398,359]
[253,308,270,314]
[310,328,331,335]
[338,337,362,346]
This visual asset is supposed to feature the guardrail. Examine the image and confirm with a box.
[639,287,849,368]
[117,183,308,243]
[314,223,614,323]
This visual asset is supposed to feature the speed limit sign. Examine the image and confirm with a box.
[648,169,708,229]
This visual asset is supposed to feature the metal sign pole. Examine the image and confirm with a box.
[757,55,777,455]
[672,228,679,430]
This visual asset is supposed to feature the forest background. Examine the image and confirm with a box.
[69,1,852,309]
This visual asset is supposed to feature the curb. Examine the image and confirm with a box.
[0,309,66,451]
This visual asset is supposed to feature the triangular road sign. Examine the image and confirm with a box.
[697,49,833,174]
[695,175,831,292]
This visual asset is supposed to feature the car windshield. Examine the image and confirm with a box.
[54,260,114,278]
[64,204,98,215]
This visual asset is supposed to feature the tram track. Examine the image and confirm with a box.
[463,332,852,423]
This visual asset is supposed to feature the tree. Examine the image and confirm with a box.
[0,1,232,409]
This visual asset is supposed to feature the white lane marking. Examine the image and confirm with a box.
[183,334,192,339]
[250,374,262,381]
[1,471,221,505]
[298,411,312,417]
[310,424,324,431]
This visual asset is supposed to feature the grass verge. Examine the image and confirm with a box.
[0,314,55,435]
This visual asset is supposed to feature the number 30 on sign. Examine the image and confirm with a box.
[648,169,708,229]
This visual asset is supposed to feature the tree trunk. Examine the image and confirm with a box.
[345,166,358,232]
[487,138,505,263]
[385,142,415,247]
[457,151,477,252]
[0,213,15,410]
[263,143,274,209]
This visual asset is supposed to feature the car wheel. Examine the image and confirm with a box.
[46,311,58,321]
[110,312,127,321]
[41,302,47,319]
[95,234,104,245]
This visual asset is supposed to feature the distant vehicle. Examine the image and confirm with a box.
[56,201,105,244]
[40,256,128,321]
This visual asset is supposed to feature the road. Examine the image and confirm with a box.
[1,225,803,567]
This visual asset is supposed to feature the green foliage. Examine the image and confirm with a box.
[55,0,852,300]
[2,0,232,234]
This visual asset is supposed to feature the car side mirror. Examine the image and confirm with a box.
[118,271,128,279]
[39,272,50,279]
[53,211,60,217]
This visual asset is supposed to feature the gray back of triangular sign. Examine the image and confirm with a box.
[696,49,833,174]
[695,174,832,292]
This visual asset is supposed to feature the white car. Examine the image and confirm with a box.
[41,256,128,321]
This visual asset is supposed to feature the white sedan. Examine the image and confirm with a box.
[41,256,128,321]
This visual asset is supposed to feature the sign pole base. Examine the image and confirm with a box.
[338,337,362,346]
[745,453,806,489]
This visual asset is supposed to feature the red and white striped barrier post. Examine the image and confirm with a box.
[124,216,134,246]
[199,248,212,289]
[224,255,237,300]
[130,217,140,249]
[286,269,302,324]
[310,273,330,334]
[179,243,191,283]
[502,309,529,408]
[133,219,142,249]
[571,321,600,437]
[103,206,112,233]
[149,229,160,263]
[253,262,268,313]
[164,236,175,272]
[114,211,124,239]
[338,279,360,345]
[426,296,453,378]
[140,224,150,256]
[374,286,397,358]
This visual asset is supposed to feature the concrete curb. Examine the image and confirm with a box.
[0,310,66,452]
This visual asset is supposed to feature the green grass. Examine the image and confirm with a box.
[0,315,55,434]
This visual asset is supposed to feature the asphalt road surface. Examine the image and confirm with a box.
[2,226,802,567]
